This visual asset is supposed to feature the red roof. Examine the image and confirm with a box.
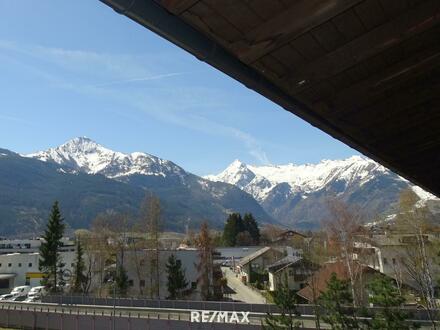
[297,261,376,302]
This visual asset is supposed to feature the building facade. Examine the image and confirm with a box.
[121,249,200,299]
[0,250,76,294]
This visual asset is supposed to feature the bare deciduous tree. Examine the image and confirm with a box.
[141,194,162,299]
[396,189,438,328]
[196,221,213,300]
[325,198,366,307]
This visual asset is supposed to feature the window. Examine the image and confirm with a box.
[128,280,134,287]
[392,258,396,265]
[25,277,30,286]
[383,258,387,264]
[8,263,11,267]
[140,280,145,287]
[191,282,197,289]
[0,279,8,289]
[71,263,74,268]
[28,263,32,267]
[0,263,2,267]
[288,269,295,276]
[18,263,22,267]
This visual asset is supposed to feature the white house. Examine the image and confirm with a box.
[122,249,200,299]
[237,247,283,284]
[267,254,317,292]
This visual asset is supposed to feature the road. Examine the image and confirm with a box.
[222,267,267,304]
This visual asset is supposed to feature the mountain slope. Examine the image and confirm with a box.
[206,158,439,229]
[0,148,146,235]
[22,138,273,233]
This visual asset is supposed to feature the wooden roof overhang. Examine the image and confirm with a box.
[99,0,440,196]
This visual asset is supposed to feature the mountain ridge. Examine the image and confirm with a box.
[0,138,272,234]
[2,137,437,234]
[206,157,438,229]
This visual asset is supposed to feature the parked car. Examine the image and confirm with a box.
[10,286,31,297]
[0,293,16,301]
[24,295,41,303]
[28,286,46,298]
[9,295,27,302]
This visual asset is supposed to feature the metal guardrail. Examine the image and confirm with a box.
[43,294,440,322]
[0,303,268,330]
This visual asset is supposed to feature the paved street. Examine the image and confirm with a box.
[222,267,267,304]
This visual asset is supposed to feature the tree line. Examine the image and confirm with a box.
[222,212,261,246]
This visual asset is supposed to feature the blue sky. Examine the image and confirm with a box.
[0,1,358,175]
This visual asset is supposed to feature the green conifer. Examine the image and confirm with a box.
[39,201,65,292]
[166,254,188,299]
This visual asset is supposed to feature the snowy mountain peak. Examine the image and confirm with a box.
[27,137,186,179]
[206,156,393,202]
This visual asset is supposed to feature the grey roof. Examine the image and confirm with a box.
[238,247,271,267]
[267,255,302,273]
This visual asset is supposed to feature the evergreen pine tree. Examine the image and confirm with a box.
[165,254,188,299]
[222,213,242,246]
[115,265,129,296]
[39,201,65,292]
[318,273,358,329]
[243,213,261,245]
[71,239,87,293]
[264,275,301,330]
[367,276,410,330]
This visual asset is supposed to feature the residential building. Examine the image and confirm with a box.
[267,249,318,291]
[122,249,199,299]
[296,260,380,304]
[354,233,440,290]
[237,247,283,284]
[214,246,261,267]
[272,230,306,247]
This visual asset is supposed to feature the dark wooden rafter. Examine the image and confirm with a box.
[160,0,199,15]
[228,0,364,63]
[99,0,440,196]
[289,0,440,92]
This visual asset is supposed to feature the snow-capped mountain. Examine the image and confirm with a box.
[11,138,273,234]
[28,137,186,180]
[206,156,392,202]
[206,157,439,229]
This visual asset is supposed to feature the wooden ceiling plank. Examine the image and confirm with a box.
[203,0,262,34]
[347,81,439,125]
[288,0,440,93]
[243,0,286,21]
[378,0,409,19]
[311,21,346,52]
[354,0,387,30]
[328,49,440,112]
[271,44,306,74]
[332,9,366,41]
[290,33,326,61]
[160,0,199,15]
[182,1,243,44]
[229,0,363,63]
